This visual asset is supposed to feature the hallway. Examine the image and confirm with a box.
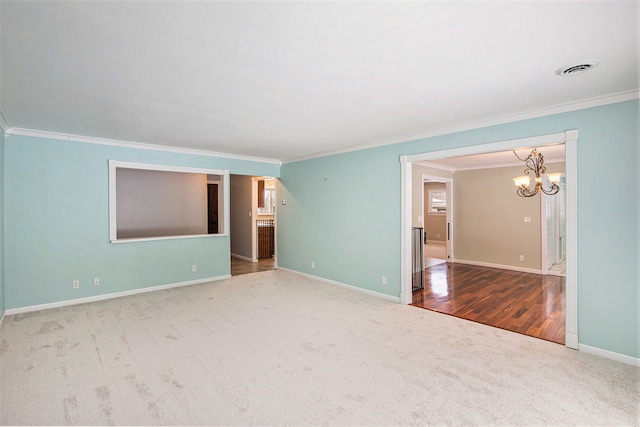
[231,257,275,276]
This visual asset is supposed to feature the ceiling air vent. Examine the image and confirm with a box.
[555,60,599,76]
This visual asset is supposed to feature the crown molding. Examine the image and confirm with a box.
[0,110,10,133]
[3,90,637,165]
[281,89,639,164]
[5,127,281,165]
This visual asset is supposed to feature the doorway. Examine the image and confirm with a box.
[422,178,451,268]
[229,175,277,276]
[415,153,566,344]
[400,130,578,349]
[543,176,567,276]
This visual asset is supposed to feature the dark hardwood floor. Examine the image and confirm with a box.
[231,257,275,276]
[412,263,565,344]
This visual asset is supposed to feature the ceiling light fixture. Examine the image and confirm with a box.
[512,149,560,197]
[555,60,599,76]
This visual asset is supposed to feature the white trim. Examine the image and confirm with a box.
[564,134,578,349]
[406,132,568,163]
[223,170,231,236]
[435,158,566,172]
[417,161,457,172]
[0,109,10,133]
[453,259,542,275]
[111,233,229,244]
[541,172,567,275]
[400,130,579,350]
[578,344,640,367]
[282,90,638,164]
[278,267,400,303]
[565,332,579,350]
[3,275,230,316]
[108,160,230,242]
[0,311,6,330]
[109,159,226,176]
[400,156,412,304]
[251,179,259,262]
[108,160,117,240]
[273,180,279,270]
[6,127,281,165]
[231,253,253,262]
[445,181,453,261]
[541,180,549,274]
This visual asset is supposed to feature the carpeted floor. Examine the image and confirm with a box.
[0,270,638,425]
[425,241,446,260]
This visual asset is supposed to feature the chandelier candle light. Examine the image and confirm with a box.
[513,148,561,197]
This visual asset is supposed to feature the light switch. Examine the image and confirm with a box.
[524,217,531,223]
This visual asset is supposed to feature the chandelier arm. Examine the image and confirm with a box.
[512,149,530,162]
[537,152,547,176]
[516,185,539,197]
[540,184,560,196]
[524,156,538,176]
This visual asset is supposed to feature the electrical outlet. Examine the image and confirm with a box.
[192,265,197,272]
[519,255,524,262]
[93,277,100,286]
[72,280,79,289]
[381,276,387,285]
[311,261,315,269]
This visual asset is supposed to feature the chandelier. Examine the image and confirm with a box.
[512,149,561,197]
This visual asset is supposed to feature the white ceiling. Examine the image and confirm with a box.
[1,1,638,162]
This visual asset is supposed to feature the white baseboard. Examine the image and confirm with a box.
[231,253,254,262]
[579,344,640,367]
[278,267,400,303]
[453,259,542,274]
[4,275,231,316]
[565,331,579,350]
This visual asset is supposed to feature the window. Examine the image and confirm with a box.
[428,189,446,215]
[109,161,229,242]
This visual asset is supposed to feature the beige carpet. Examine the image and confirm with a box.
[425,241,447,260]
[425,241,447,268]
[0,270,638,425]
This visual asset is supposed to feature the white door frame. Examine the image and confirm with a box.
[400,130,578,349]
[422,175,454,261]
[252,177,278,265]
[541,173,567,274]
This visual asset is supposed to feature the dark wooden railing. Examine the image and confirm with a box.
[412,227,424,291]
[257,219,275,259]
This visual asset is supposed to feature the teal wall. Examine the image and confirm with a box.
[278,100,639,359]
[278,149,399,295]
[3,135,278,309]
[2,100,638,360]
